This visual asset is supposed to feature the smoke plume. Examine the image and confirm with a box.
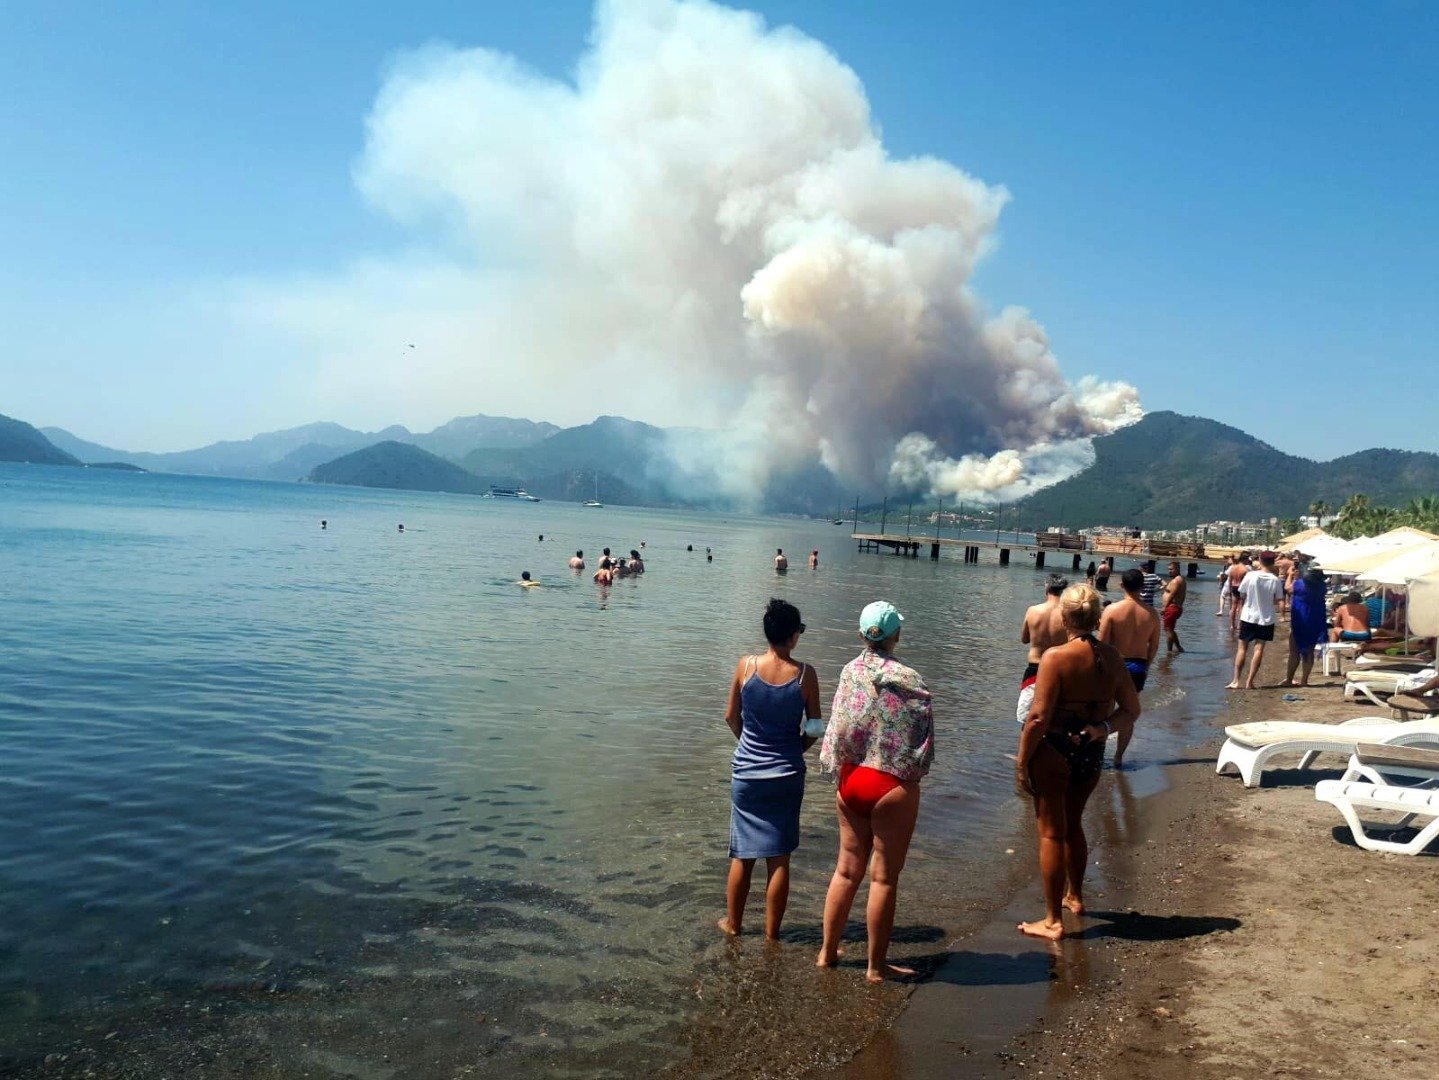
[247,0,1141,502]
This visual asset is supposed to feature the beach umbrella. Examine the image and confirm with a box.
[1298,534,1349,560]
[1355,543,1439,587]
[1320,539,1432,575]
[1407,571,1439,637]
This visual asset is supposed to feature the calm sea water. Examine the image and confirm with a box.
[0,464,1233,1077]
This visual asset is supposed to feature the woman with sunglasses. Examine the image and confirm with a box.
[718,598,822,939]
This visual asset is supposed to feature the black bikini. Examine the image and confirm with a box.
[1042,636,1109,783]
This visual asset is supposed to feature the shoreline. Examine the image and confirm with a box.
[827,642,1437,1079]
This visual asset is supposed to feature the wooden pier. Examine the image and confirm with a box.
[853,532,1213,577]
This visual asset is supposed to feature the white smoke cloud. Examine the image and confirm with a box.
[236,0,1141,500]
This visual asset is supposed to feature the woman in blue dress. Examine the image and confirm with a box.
[1283,566,1328,686]
[718,598,822,939]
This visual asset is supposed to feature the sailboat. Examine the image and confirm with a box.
[584,471,604,508]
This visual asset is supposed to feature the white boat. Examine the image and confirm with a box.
[485,486,541,501]
[583,471,603,508]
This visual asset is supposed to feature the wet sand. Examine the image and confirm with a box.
[830,651,1438,1079]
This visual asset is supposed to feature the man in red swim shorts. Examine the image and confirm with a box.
[1162,561,1187,655]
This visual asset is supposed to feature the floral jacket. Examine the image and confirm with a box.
[820,649,934,781]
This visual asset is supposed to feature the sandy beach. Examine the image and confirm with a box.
[831,645,1438,1080]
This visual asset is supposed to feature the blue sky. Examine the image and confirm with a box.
[3,0,1436,460]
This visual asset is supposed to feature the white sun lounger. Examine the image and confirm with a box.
[1214,717,1439,788]
[1344,668,1436,709]
[1316,746,1439,855]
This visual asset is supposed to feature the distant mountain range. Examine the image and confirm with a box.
[1016,411,1439,529]
[10,407,1438,525]
[40,414,559,482]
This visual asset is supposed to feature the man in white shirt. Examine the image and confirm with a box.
[1227,551,1286,690]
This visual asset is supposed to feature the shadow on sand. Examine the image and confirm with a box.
[1075,909,1241,942]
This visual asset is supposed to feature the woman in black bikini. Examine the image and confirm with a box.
[1016,584,1141,941]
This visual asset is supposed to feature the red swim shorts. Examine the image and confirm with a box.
[1162,603,1183,630]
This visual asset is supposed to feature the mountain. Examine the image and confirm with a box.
[410,414,559,459]
[1016,411,1439,530]
[308,441,491,495]
[1,414,81,465]
[42,413,559,480]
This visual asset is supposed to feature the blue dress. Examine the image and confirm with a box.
[1291,577,1328,655]
[729,660,807,859]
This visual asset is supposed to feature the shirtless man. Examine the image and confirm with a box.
[1162,561,1187,654]
[1330,591,1372,643]
[568,549,586,570]
[774,548,788,571]
[1017,575,1069,724]
[808,549,819,569]
[593,565,613,586]
[1226,555,1250,634]
[1098,568,1160,767]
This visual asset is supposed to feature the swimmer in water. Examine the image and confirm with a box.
[775,548,788,572]
[808,550,819,570]
[569,550,586,570]
[518,571,540,588]
[397,524,404,533]
[594,566,614,586]
[320,520,327,529]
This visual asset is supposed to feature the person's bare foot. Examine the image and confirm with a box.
[1244,681,1257,690]
[1018,918,1065,941]
[815,945,845,968]
[716,918,740,936]
[1225,681,1241,690]
[1062,893,1085,916]
[865,962,917,983]
[1278,680,1295,688]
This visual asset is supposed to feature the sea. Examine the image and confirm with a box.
[0,464,1235,1078]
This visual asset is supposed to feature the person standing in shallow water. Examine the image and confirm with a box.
[1017,585,1140,941]
[817,601,934,982]
[718,599,821,939]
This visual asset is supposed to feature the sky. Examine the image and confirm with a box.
[3,0,1436,462]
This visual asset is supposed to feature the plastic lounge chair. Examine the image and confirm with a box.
[1340,742,1439,787]
[1345,668,1436,709]
[1316,745,1439,854]
[1389,693,1439,721]
[1214,717,1439,788]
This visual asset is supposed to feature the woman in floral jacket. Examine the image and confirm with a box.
[816,601,934,982]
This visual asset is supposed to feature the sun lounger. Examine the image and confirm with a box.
[1214,717,1439,788]
[1344,668,1437,709]
[1389,693,1439,721]
[1352,654,1432,671]
[1340,742,1439,787]
[1316,747,1439,854]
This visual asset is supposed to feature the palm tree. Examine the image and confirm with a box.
[1309,499,1330,527]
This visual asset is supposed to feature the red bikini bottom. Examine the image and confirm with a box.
[838,763,904,816]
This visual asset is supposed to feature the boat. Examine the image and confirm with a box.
[583,471,603,508]
[484,486,541,502]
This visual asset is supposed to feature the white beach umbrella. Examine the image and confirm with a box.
[1355,543,1439,587]
[1320,539,1431,575]
[1407,571,1439,637]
